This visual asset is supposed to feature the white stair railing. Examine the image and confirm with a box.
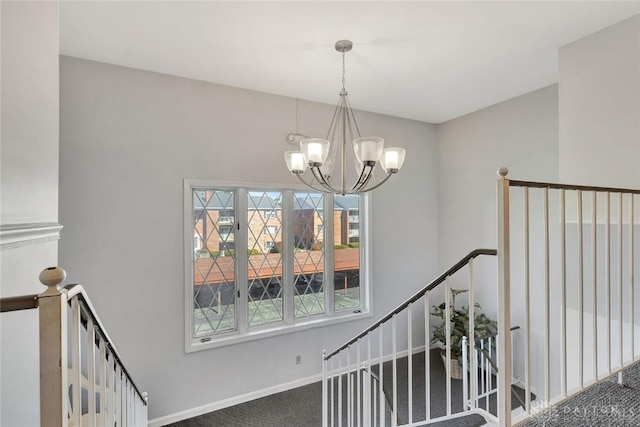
[1,267,148,426]
[462,327,522,417]
[324,170,639,427]
[496,168,640,426]
[322,249,498,427]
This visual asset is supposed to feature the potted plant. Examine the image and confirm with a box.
[431,288,497,379]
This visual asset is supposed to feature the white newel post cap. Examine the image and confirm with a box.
[497,167,509,178]
[39,266,67,296]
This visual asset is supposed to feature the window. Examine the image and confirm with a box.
[265,226,277,236]
[334,195,361,310]
[264,210,278,219]
[219,210,234,224]
[191,189,236,336]
[264,240,275,252]
[185,181,370,350]
[219,226,232,241]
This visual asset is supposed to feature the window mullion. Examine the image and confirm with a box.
[282,190,295,324]
[361,193,372,312]
[325,193,335,317]
[236,188,249,334]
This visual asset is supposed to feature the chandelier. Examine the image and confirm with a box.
[284,40,406,195]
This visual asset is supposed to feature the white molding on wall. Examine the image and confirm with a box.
[0,223,63,250]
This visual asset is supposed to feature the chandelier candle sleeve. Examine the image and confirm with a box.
[360,140,378,162]
[308,143,323,163]
[285,151,307,174]
[380,148,406,173]
[385,150,398,169]
[291,153,304,171]
[354,137,384,164]
[301,138,329,166]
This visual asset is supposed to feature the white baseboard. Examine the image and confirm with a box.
[147,373,322,427]
[149,345,439,426]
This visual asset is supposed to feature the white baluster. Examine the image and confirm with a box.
[87,317,96,427]
[71,297,82,427]
[407,303,413,425]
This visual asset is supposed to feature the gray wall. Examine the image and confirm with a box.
[54,13,639,423]
[1,2,60,426]
[433,14,639,399]
[435,85,560,396]
[59,56,438,421]
[1,1,59,225]
[559,14,640,188]
[554,13,640,399]
[436,84,559,311]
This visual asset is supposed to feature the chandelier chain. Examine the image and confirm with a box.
[342,50,346,91]
[295,98,299,134]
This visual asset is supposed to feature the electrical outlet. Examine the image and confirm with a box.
[295,355,302,365]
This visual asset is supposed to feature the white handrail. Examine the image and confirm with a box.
[322,250,498,426]
[499,170,640,426]
[324,170,639,427]
[37,267,148,427]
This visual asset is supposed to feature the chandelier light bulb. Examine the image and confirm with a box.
[300,138,329,166]
[285,151,307,174]
[380,148,406,173]
[307,142,324,164]
[385,150,398,169]
[354,137,384,165]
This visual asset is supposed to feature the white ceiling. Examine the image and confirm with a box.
[59,1,640,124]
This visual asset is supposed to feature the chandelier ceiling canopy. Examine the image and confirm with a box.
[285,40,406,195]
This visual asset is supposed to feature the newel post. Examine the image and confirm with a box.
[496,168,512,426]
[38,267,69,427]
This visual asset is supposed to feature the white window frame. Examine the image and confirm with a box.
[184,179,372,352]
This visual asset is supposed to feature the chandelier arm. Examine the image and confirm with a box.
[344,105,360,182]
[344,94,362,138]
[344,103,358,142]
[349,164,375,193]
[326,99,342,141]
[355,171,394,193]
[294,173,330,193]
[325,99,343,182]
[328,108,339,149]
[311,166,342,194]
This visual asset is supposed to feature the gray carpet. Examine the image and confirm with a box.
[369,350,490,425]
[167,352,640,426]
[166,382,324,427]
[521,362,640,427]
[168,349,498,427]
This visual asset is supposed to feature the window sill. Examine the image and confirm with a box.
[186,309,372,353]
